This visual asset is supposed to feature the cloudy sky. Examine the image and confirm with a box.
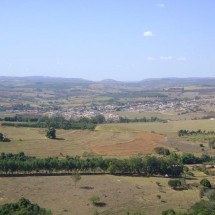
[0,0,215,81]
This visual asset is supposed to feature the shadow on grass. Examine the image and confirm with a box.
[53,137,65,140]
[93,202,106,207]
[80,186,94,190]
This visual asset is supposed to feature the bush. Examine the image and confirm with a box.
[206,190,215,200]
[154,147,170,155]
[46,127,56,139]
[200,179,212,189]
[89,196,100,205]
[0,198,52,214]
[190,200,215,214]
[0,133,10,142]
[199,186,210,198]
[209,139,215,149]
[162,209,176,215]
[168,179,182,189]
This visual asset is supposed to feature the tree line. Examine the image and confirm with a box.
[178,129,215,137]
[1,115,105,130]
[0,152,211,176]
[0,152,184,177]
[119,116,167,123]
[1,114,166,131]
[181,153,211,164]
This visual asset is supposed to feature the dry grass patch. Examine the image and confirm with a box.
[91,132,166,156]
[0,175,202,215]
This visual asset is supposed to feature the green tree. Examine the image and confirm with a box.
[71,172,81,187]
[46,127,56,139]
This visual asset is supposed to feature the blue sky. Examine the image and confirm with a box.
[0,0,215,81]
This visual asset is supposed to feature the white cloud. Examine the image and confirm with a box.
[143,31,155,37]
[160,56,173,60]
[177,57,186,61]
[147,57,155,61]
[157,3,165,8]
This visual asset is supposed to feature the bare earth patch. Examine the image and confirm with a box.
[91,132,166,156]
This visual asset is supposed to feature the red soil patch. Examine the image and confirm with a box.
[91,132,166,156]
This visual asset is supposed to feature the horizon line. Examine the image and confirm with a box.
[1,75,215,83]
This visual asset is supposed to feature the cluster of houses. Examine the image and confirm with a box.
[2,96,214,122]
[40,98,212,121]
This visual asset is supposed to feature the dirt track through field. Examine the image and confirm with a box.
[91,132,166,156]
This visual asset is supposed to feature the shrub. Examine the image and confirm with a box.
[0,133,10,142]
[200,179,212,189]
[209,139,215,149]
[199,186,210,198]
[46,127,56,139]
[154,147,170,155]
[71,172,81,187]
[168,179,182,189]
[157,194,161,199]
[206,190,215,200]
[187,171,194,177]
[0,133,3,141]
[0,198,52,214]
[89,196,100,205]
[191,199,215,214]
[162,209,176,215]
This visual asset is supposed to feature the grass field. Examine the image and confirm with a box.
[1,119,215,157]
[0,174,206,215]
[0,125,168,157]
[97,120,215,134]
[117,111,208,121]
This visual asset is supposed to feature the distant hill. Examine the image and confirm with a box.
[0,76,92,84]
[138,78,215,88]
[1,76,215,88]
[100,79,123,84]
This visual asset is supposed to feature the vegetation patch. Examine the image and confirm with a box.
[168,179,182,190]
[178,129,215,142]
[0,198,52,215]
[0,132,10,142]
[0,152,183,177]
[154,147,170,155]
